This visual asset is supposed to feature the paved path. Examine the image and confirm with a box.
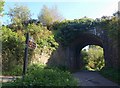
[72,71,120,87]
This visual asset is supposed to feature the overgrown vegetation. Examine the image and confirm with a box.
[95,16,119,40]
[52,18,94,46]
[2,16,119,74]
[1,2,120,87]
[2,65,22,76]
[1,27,25,71]
[2,64,78,87]
[2,11,119,70]
[1,23,58,72]
[99,67,120,84]
[51,16,120,46]
[81,45,105,71]
[0,0,4,16]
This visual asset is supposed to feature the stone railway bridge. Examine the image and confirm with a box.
[47,26,119,71]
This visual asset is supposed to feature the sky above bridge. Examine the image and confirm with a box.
[2,0,119,25]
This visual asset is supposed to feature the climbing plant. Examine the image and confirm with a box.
[52,16,119,46]
[52,17,94,46]
[2,14,119,72]
[95,16,119,40]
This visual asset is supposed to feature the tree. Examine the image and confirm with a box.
[8,4,31,23]
[38,5,63,27]
[0,0,4,16]
[7,4,31,31]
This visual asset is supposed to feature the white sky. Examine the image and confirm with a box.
[2,0,120,25]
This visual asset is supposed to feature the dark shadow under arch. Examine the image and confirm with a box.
[47,33,113,72]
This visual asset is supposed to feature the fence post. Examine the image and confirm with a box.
[22,32,29,80]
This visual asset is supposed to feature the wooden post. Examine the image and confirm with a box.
[22,32,29,80]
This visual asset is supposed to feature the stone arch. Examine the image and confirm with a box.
[47,33,113,71]
[67,33,109,71]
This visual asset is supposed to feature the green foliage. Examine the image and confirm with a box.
[2,23,58,71]
[100,67,120,84]
[2,64,78,86]
[2,65,22,76]
[81,45,105,71]
[95,16,119,40]
[8,4,31,23]
[7,4,31,31]
[52,16,119,46]
[52,18,94,46]
[38,5,52,26]
[108,17,119,40]
[1,26,25,71]
[38,5,62,27]
[0,0,4,16]
[27,23,59,52]
[2,13,119,75]
[2,64,45,76]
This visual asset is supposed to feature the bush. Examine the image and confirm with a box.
[1,24,59,72]
[27,23,59,50]
[2,64,78,87]
[2,65,22,76]
[1,27,25,71]
[2,64,45,76]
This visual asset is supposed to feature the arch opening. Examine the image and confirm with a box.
[80,45,105,71]
[68,33,108,71]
